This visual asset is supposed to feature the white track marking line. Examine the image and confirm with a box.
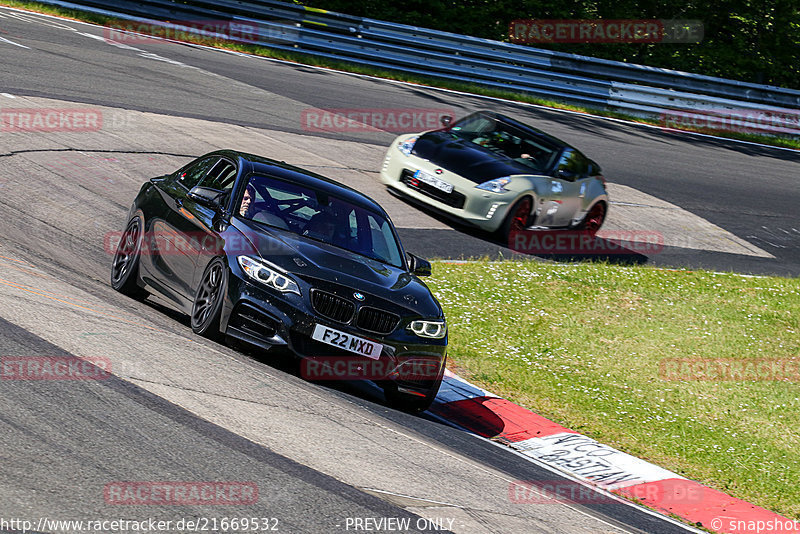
[77,31,199,69]
[0,36,29,48]
[1,8,78,31]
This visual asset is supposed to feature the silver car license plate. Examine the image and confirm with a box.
[414,169,453,194]
[311,324,382,359]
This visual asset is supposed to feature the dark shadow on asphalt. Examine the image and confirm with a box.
[392,193,651,265]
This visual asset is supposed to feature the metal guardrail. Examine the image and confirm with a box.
[32,0,800,137]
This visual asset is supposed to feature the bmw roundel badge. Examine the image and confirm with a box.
[353,292,365,301]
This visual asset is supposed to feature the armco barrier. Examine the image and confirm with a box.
[31,0,800,138]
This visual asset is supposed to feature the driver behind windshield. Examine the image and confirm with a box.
[240,183,256,217]
[238,179,289,230]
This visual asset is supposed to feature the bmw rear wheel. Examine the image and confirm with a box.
[110,216,146,299]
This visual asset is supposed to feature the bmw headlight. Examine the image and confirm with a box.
[237,255,300,295]
[398,136,418,156]
[476,177,511,193]
[409,319,447,339]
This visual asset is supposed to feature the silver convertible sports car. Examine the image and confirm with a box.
[380,111,609,241]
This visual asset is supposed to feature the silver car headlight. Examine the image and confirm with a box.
[409,319,447,339]
[237,255,300,295]
[476,177,511,193]
[398,136,419,156]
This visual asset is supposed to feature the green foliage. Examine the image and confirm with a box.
[427,260,800,518]
[303,0,800,88]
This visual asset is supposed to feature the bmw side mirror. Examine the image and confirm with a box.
[188,186,224,210]
[407,253,432,277]
[440,115,453,128]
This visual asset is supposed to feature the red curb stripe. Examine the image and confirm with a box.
[614,479,799,533]
[435,378,797,531]
[430,397,575,442]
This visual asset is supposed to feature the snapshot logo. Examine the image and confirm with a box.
[0,356,111,380]
[659,358,800,382]
[301,108,456,133]
[508,480,704,505]
[509,229,665,256]
[509,19,703,44]
[104,481,258,505]
[661,108,800,136]
[710,517,800,533]
[301,356,442,382]
[0,108,102,133]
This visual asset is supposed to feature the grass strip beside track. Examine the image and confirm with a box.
[427,260,800,519]
[2,0,799,151]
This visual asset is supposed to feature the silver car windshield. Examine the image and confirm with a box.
[238,174,405,268]
[450,113,561,172]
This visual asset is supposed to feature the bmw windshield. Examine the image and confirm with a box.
[238,173,405,269]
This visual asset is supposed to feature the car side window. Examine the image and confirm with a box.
[199,159,237,192]
[452,114,494,136]
[554,149,589,180]
[177,157,218,189]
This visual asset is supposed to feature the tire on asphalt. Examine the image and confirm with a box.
[500,196,533,244]
[110,215,147,299]
[191,257,228,340]
[577,201,607,236]
[383,357,446,414]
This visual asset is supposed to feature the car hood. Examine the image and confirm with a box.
[411,131,535,183]
[232,219,442,316]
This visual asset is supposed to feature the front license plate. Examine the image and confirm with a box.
[414,169,453,193]
[311,324,383,360]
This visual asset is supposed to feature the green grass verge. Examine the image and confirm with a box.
[426,259,800,519]
[3,0,799,151]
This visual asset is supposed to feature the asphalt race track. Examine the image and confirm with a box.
[1,8,798,275]
[0,7,796,534]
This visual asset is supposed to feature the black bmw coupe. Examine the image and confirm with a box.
[111,150,447,411]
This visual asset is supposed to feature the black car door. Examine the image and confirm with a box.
[168,157,239,296]
[152,156,220,304]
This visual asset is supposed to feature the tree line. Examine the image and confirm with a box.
[300,0,799,90]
